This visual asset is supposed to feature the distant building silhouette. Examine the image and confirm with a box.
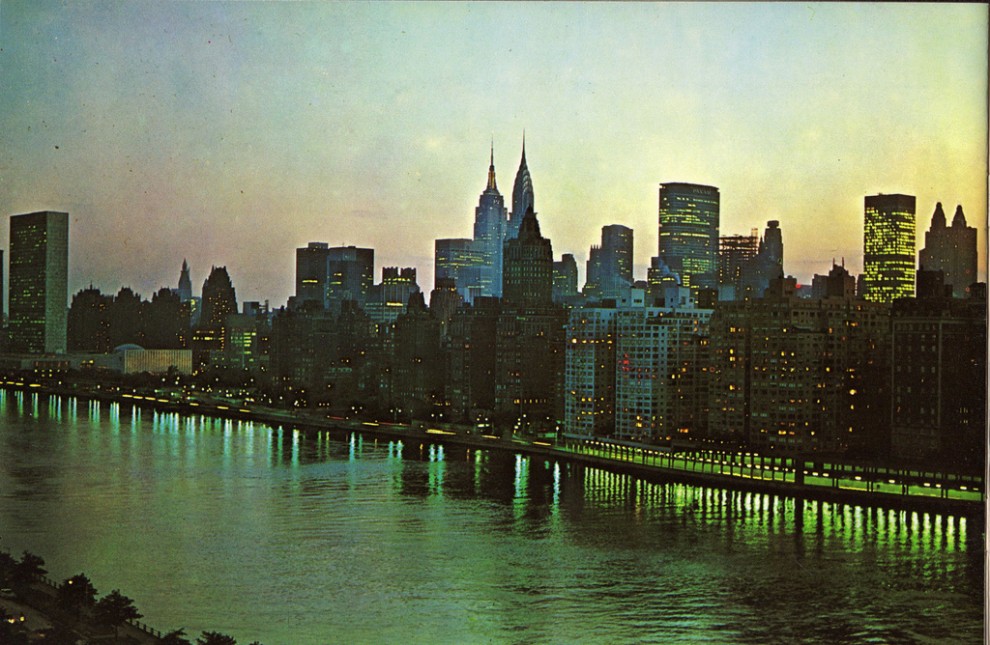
[718,228,759,292]
[657,183,720,291]
[8,211,69,354]
[434,238,483,303]
[176,259,193,302]
[919,202,977,298]
[502,207,553,309]
[863,193,915,303]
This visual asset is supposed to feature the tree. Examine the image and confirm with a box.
[12,551,46,586]
[94,589,142,640]
[0,549,16,585]
[58,573,98,618]
[197,631,238,645]
[162,628,193,645]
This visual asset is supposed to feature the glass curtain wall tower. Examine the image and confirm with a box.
[863,193,915,303]
[657,183,720,291]
[8,211,69,354]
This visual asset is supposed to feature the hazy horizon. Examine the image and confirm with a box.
[1,2,986,307]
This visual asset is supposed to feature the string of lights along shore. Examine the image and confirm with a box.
[1,138,985,470]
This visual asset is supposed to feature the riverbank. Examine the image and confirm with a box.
[2,382,983,517]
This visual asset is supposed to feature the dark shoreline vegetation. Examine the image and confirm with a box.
[0,547,261,644]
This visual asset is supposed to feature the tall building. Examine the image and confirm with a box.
[434,238,484,303]
[919,202,977,298]
[863,193,916,303]
[552,254,579,303]
[718,229,759,289]
[502,207,553,309]
[326,246,374,313]
[176,259,193,302]
[657,183,720,291]
[584,225,633,301]
[295,242,330,309]
[199,266,238,332]
[472,145,508,298]
[507,137,534,241]
[8,211,69,354]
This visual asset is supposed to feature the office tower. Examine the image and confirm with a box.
[176,259,193,302]
[446,297,501,423]
[657,183,720,290]
[507,137,534,241]
[434,238,484,302]
[614,306,712,441]
[863,193,916,303]
[584,225,634,301]
[919,202,978,298]
[295,242,330,309]
[738,220,785,297]
[890,292,986,467]
[718,229,759,289]
[502,207,553,309]
[564,308,617,436]
[8,211,69,354]
[365,267,421,324]
[428,277,463,332]
[0,249,4,321]
[326,245,374,313]
[553,254,579,303]
[472,145,508,298]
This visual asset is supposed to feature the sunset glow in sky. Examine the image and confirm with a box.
[1,2,986,305]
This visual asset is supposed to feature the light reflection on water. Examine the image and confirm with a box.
[0,391,982,645]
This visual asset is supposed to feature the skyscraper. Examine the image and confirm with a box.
[863,193,916,303]
[326,245,374,313]
[434,238,484,302]
[8,211,69,354]
[657,183,720,290]
[176,259,193,302]
[507,137,534,241]
[552,254,579,303]
[502,207,553,309]
[919,202,977,298]
[295,242,330,309]
[472,144,508,298]
[584,225,633,301]
[718,229,759,289]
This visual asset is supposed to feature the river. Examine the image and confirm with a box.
[0,391,982,644]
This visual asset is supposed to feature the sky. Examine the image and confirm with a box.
[0,1,986,307]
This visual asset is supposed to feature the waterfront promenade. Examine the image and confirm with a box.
[2,381,983,516]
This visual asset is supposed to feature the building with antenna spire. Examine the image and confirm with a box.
[470,142,508,298]
[507,135,534,241]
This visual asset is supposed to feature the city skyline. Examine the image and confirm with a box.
[1,2,986,306]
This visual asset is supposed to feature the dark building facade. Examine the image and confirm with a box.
[918,202,978,298]
[552,254,579,303]
[295,242,331,309]
[890,290,986,468]
[8,211,69,354]
[327,246,374,313]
